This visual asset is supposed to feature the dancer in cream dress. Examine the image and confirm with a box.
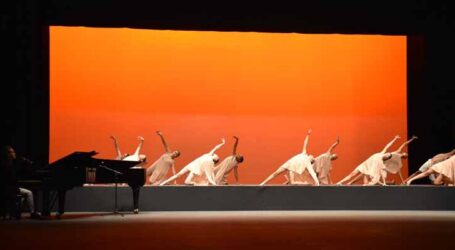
[337,135,401,185]
[260,129,319,186]
[404,149,455,184]
[382,136,418,184]
[406,155,455,186]
[313,137,340,185]
[213,136,244,185]
[146,131,181,185]
[160,139,225,186]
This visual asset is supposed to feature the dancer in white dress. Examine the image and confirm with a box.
[110,136,146,162]
[406,155,455,186]
[404,149,455,184]
[382,136,418,184]
[313,137,340,185]
[336,135,401,185]
[260,129,319,186]
[213,136,244,185]
[146,131,181,185]
[160,139,225,186]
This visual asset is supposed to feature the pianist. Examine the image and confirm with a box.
[0,145,40,219]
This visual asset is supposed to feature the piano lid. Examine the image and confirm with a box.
[49,151,142,169]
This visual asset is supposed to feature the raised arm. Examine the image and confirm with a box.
[156,131,170,153]
[394,135,418,153]
[209,138,226,155]
[327,136,340,154]
[110,136,122,160]
[302,129,312,154]
[380,135,400,154]
[232,136,239,155]
[133,136,145,156]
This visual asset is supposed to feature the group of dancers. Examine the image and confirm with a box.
[111,130,455,186]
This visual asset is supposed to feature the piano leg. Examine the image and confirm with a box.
[57,190,66,217]
[132,186,140,214]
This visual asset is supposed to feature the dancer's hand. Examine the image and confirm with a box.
[156,131,162,136]
[307,129,312,135]
[395,135,401,139]
[110,136,117,141]
[137,136,144,141]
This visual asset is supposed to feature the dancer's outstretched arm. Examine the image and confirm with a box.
[395,135,418,153]
[381,135,400,154]
[132,136,145,156]
[302,129,312,154]
[232,136,239,155]
[209,138,226,155]
[327,136,340,154]
[307,166,320,186]
[110,136,122,160]
[234,166,239,183]
[156,131,170,153]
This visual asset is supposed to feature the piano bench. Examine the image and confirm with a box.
[0,194,24,220]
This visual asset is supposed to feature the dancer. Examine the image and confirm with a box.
[213,136,244,185]
[404,149,455,184]
[337,135,400,185]
[382,136,418,184]
[160,139,225,186]
[146,131,181,185]
[406,155,455,186]
[313,137,340,185]
[260,129,319,186]
[110,136,146,162]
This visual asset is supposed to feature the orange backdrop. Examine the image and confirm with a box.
[50,27,407,184]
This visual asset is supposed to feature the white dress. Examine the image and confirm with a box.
[431,155,455,184]
[418,159,436,181]
[383,152,402,174]
[147,153,174,185]
[281,153,315,185]
[355,153,386,184]
[185,154,216,186]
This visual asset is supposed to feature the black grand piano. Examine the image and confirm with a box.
[20,151,145,216]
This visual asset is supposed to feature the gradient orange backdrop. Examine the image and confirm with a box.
[50,27,407,184]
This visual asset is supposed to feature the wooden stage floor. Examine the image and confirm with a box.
[1,211,455,249]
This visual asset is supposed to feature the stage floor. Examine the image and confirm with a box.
[2,211,455,249]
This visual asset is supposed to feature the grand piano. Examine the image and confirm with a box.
[20,151,145,216]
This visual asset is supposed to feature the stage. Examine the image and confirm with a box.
[55,185,455,212]
[1,211,455,249]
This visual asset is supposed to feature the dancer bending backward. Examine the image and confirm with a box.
[313,137,340,185]
[146,131,181,185]
[260,129,319,186]
[160,139,225,186]
[213,136,244,185]
[110,136,146,162]
[406,154,455,186]
[382,136,418,184]
[404,149,455,184]
[337,135,401,185]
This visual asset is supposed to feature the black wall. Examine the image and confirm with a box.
[1,0,454,173]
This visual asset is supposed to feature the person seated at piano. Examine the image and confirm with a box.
[160,138,225,186]
[146,131,180,185]
[213,136,244,185]
[0,145,40,219]
[110,136,146,162]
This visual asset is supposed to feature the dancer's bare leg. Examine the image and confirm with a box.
[160,168,189,185]
[260,167,287,185]
[337,170,361,185]
[406,169,436,185]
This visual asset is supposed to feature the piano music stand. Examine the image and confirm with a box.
[98,164,125,216]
